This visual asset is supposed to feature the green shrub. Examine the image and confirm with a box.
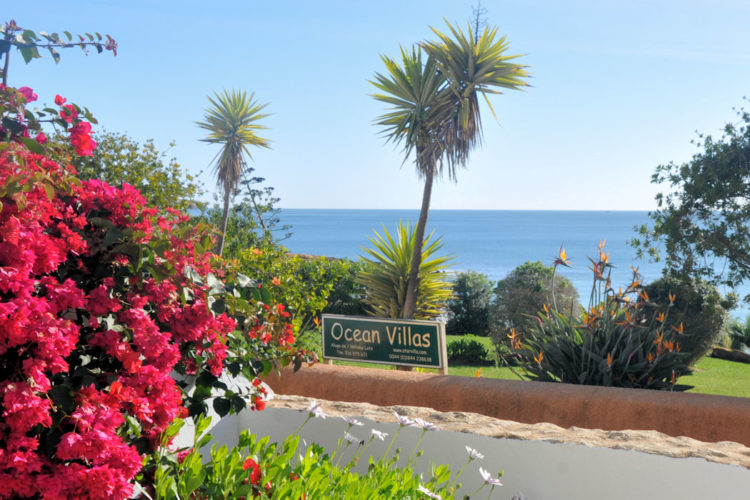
[490,261,579,360]
[323,259,371,317]
[156,408,507,499]
[446,271,494,336]
[725,316,750,350]
[357,223,454,320]
[642,276,734,365]
[447,337,491,365]
[507,246,690,390]
[236,244,353,334]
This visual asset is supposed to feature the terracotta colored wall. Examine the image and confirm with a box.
[265,364,750,446]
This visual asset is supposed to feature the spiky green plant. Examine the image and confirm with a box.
[196,89,270,256]
[507,244,691,391]
[357,222,453,320]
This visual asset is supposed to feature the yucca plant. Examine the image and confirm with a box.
[196,89,270,256]
[371,19,529,320]
[357,222,453,320]
[507,243,691,391]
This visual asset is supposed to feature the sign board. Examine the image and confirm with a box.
[321,314,447,373]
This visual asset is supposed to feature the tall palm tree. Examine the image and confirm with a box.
[197,89,270,256]
[371,20,529,319]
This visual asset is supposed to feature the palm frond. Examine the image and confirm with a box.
[196,89,271,195]
[420,20,530,168]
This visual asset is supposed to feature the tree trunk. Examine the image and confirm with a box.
[216,188,231,256]
[402,161,435,320]
[249,190,269,236]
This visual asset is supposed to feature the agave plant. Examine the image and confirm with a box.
[357,222,454,320]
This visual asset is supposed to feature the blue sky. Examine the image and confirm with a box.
[5,1,750,210]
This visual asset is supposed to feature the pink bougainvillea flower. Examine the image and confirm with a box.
[18,86,37,102]
[54,94,66,105]
[69,121,97,156]
[60,103,78,123]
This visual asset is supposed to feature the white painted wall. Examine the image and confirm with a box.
[189,406,750,500]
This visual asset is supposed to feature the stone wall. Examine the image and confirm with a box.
[265,364,750,447]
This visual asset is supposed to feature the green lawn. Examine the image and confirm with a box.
[681,356,750,398]
[326,334,750,399]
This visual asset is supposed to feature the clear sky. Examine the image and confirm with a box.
[4,1,750,210]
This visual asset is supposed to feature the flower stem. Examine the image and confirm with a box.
[380,425,403,465]
[406,429,426,467]
[448,457,472,491]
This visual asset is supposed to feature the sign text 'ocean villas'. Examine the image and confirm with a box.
[321,315,447,373]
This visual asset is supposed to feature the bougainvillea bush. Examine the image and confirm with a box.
[0,86,303,499]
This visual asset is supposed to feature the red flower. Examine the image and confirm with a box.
[69,121,97,156]
[242,457,262,485]
[60,104,78,123]
[54,94,66,105]
[35,132,47,144]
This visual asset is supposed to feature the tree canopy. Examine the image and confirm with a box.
[633,106,750,301]
[72,130,202,212]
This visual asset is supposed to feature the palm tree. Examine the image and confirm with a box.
[197,89,270,256]
[371,20,529,319]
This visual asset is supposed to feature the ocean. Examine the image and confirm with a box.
[277,209,749,318]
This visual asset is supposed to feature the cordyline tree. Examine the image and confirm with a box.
[632,105,750,303]
[0,19,117,85]
[197,90,271,257]
[371,18,529,319]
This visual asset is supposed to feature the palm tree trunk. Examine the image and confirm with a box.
[216,188,231,256]
[402,160,435,319]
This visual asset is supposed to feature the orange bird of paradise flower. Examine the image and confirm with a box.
[553,245,572,268]
[534,351,544,365]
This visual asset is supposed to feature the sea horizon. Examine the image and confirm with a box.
[276,208,749,319]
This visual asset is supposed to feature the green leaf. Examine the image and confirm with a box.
[212,397,231,417]
[18,136,44,154]
[50,384,75,413]
[48,46,60,63]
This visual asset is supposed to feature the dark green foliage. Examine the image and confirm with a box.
[726,316,750,350]
[446,271,494,336]
[322,260,371,317]
[447,336,491,365]
[490,261,579,358]
[632,106,750,301]
[642,277,733,365]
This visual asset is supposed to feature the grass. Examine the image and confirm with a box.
[682,356,750,398]
[324,334,750,399]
